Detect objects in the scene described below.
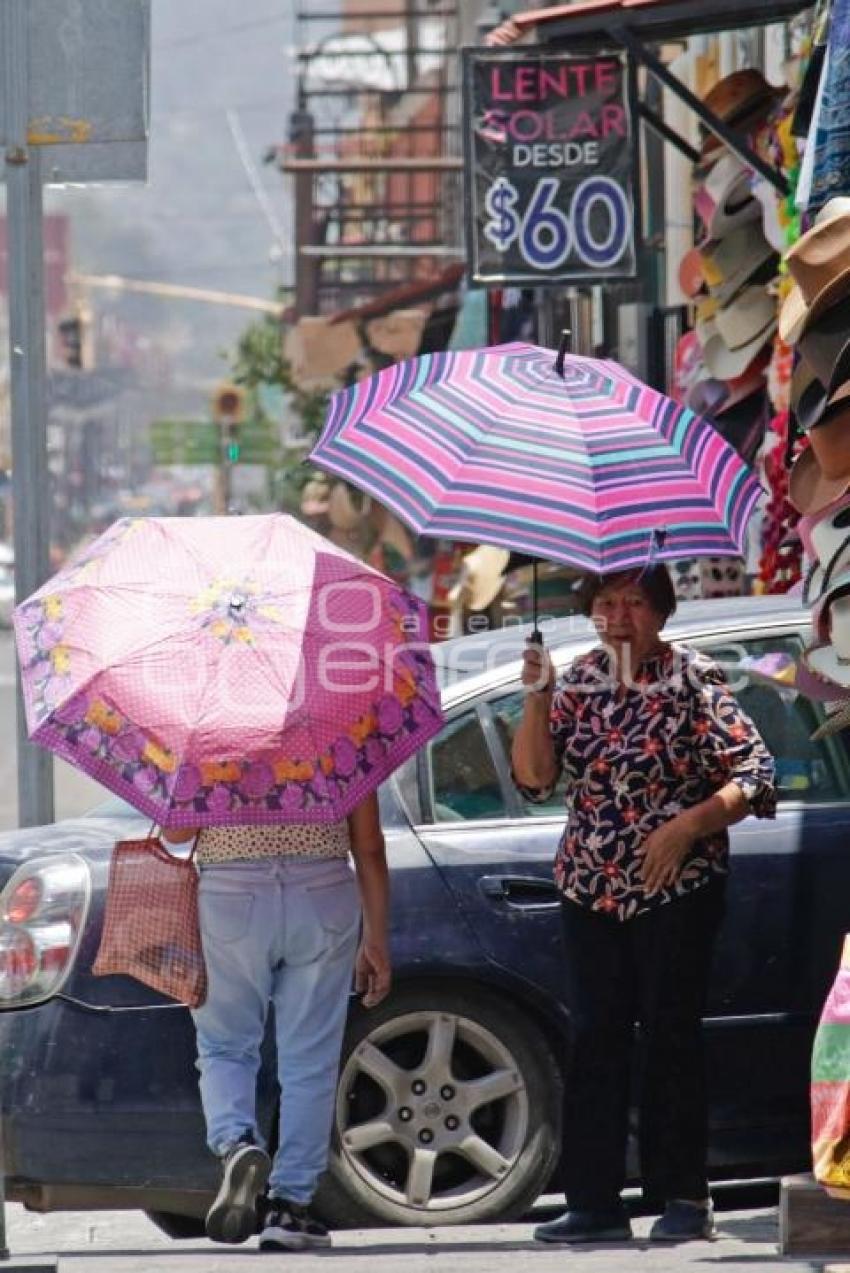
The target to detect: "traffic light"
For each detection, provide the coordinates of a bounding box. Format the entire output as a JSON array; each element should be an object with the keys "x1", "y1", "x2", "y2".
[
  {"x1": 58, "y1": 315, "x2": 83, "y2": 368},
  {"x1": 212, "y1": 383, "x2": 246, "y2": 467},
  {"x1": 225, "y1": 422, "x2": 240, "y2": 463}
]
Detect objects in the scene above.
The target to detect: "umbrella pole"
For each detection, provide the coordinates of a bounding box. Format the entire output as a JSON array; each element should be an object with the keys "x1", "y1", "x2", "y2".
[
  {"x1": 554, "y1": 328, "x2": 571, "y2": 378},
  {"x1": 530, "y1": 560, "x2": 542, "y2": 646}
]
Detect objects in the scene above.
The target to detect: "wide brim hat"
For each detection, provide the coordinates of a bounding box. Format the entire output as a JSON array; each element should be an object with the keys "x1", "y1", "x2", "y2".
[
  {"x1": 700, "y1": 223, "x2": 777, "y2": 307},
  {"x1": 328, "y1": 480, "x2": 366, "y2": 532},
  {"x1": 709, "y1": 387, "x2": 767, "y2": 464},
  {"x1": 694, "y1": 154, "x2": 761, "y2": 241},
  {"x1": 800, "y1": 490, "x2": 850, "y2": 605},
  {"x1": 715, "y1": 346, "x2": 771, "y2": 414},
  {"x1": 447, "y1": 545, "x2": 509, "y2": 611},
  {"x1": 699, "y1": 69, "x2": 784, "y2": 159},
  {"x1": 678, "y1": 247, "x2": 706, "y2": 300},
  {"x1": 793, "y1": 294, "x2": 850, "y2": 429},
  {"x1": 779, "y1": 199, "x2": 850, "y2": 344},
  {"x1": 808, "y1": 384, "x2": 850, "y2": 483},
  {"x1": 701, "y1": 307, "x2": 776, "y2": 381},
  {"x1": 788, "y1": 445, "x2": 850, "y2": 516},
  {"x1": 802, "y1": 642, "x2": 850, "y2": 691},
  {"x1": 687, "y1": 376, "x2": 729, "y2": 417}
]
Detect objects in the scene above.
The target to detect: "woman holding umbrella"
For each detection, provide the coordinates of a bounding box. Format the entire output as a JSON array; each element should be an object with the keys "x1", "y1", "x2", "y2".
[
  {"x1": 512, "y1": 564, "x2": 776, "y2": 1245},
  {"x1": 163, "y1": 792, "x2": 390, "y2": 1253}
]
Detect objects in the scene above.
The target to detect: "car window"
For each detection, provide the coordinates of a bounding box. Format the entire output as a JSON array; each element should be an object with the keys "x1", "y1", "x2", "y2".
[
  {"x1": 488, "y1": 632, "x2": 850, "y2": 816},
  {"x1": 706, "y1": 634, "x2": 850, "y2": 803},
  {"x1": 426, "y1": 709, "x2": 507, "y2": 823},
  {"x1": 489, "y1": 689, "x2": 567, "y2": 816}
]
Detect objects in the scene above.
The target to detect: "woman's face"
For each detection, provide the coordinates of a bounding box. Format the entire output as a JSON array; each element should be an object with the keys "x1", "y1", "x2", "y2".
[{"x1": 590, "y1": 579, "x2": 665, "y2": 656}]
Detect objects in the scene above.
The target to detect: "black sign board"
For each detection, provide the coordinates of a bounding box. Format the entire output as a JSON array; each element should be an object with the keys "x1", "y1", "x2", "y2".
[{"x1": 462, "y1": 47, "x2": 639, "y2": 286}]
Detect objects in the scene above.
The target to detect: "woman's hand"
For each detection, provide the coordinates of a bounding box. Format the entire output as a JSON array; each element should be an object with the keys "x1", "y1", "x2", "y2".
[
  {"x1": 355, "y1": 939, "x2": 391, "y2": 1008},
  {"x1": 521, "y1": 642, "x2": 555, "y2": 695},
  {"x1": 639, "y1": 814, "x2": 696, "y2": 895}
]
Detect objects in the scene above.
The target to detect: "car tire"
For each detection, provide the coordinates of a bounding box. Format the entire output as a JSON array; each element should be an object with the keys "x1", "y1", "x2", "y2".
[
  {"x1": 315, "y1": 984, "x2": 562, "y2": 1228},
  {"x1": 144, "y1": 1210, "x2": 206, "y2": 1240}
]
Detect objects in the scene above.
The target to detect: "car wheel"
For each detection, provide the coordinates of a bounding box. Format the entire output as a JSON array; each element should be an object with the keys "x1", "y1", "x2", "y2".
[
  {"x1": 315, "y1": 985, "x2": 561, "y2": 1227},
  {"x1": 144, "y1": 1211, "x2": 206, "y2": 1240}
]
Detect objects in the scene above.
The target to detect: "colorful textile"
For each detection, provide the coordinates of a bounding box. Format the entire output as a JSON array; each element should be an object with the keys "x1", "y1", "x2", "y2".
[
  {"x1": 313, "y1": 343, "x2": 762, "y2": 575},
  {"x1": 810, "y1": 0, "x2": 850, "y2": 212},
  {"x1": 13, "y1": 514, "x2": 444, "y2": 827},
  {"x1": 516, "y1": 644, "x2": 776, "y2": 921},
  {"x1": 812, "y1": 935, "x2": 850, "y2": 1192}
]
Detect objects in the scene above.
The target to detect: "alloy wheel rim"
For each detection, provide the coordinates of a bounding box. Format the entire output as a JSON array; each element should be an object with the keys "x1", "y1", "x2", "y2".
[{"x1": 336, "y1": 1009, "x2": 529, "y2": 1212}]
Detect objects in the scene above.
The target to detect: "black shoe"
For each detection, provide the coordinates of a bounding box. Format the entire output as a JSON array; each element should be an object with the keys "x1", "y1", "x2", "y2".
[
  {"x1": 649, "y1": 1199, "x2": 716, "y2": 1243},
  {"x1": 205, "y1": 1134, "x2": 271, "y2": 1245},
  {"x1": 534, "y1": 1207, "x2": 633, "y2": 1244},
  {"x1": 259, "y1": 1197, "x2": 331, "y2": 1252}
]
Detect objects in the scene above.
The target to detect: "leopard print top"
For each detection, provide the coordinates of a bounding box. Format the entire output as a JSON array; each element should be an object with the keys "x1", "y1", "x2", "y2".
[{"x1": 196, "y1": 821, "x2": 350, "y2": 865}]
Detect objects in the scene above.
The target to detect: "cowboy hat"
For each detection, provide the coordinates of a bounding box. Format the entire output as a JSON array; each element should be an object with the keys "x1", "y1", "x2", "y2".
[
  {"x1": 793, "y1": 293, "x2": 850, "y2": 429},
  {"x1": 715, "y1": 346, "x2": 771, "y2": 414},
  {"x1": 779, "y1": 198, "x2": 850, "y2": 344},
  {"x1": 702, "y1": 287, "x2": 777, "y2": 380},
  {"x1": 447, "y1": 545, "x2": 509, "y2": 612},
  {"x1": 710, "y1": 387, "x2": 767, "y2": 464},
  {"x1": 699, "y1": 69, "x2": 784, "y2": 159},
  {"x1": 700, "y1": 223, "x2": 777, "y2": 306},
  {"x1": 802, "y1": 641, "x2": 850, "y2": 691},
  {"x1": 810, "y1": 697, "x2": 850, "y2": 740},
  {"x1": 799, "y1": 490, "x2": 850, "y2": 604},
  {"x1": 328, "y1": 481, "x2": 366, "y2": 532},
  {"x1": 788, "y1": 445, "x2": 850, "y2": 516},
  {"x1": 808, "y1": 383, "x2": 850, "y2": 482},
  {"x1": 694, "y1": 154, "x2": 761, "y2": 241},
  {"x1": 687, "y1": 376, "x2": 729, "y2": 417}
]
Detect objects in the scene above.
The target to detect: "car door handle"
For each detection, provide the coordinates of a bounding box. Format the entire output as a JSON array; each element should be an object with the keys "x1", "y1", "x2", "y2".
[{"x1": 478, "y1": 875, "x2": 561, "y2": 907}]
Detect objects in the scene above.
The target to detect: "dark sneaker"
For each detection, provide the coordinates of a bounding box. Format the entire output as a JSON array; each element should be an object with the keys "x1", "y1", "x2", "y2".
[
  {"x1": 534, "y1": 1207, "x2": 632, "y2": 1244},
  {"x1": 649, "y1": 1199, "x2": 716, "y2": 1243},
  {"x1": 259, "y1": 1198, "x2": 331, "y2": 1251},
  {"x1": 205, "y1": 1135, "x2": 271, "y2": 1245}
]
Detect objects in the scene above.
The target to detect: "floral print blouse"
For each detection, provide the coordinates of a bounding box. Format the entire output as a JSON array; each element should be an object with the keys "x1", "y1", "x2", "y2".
[{"x1": 516, "y1": 643, "x2": 777, "y2": 921}]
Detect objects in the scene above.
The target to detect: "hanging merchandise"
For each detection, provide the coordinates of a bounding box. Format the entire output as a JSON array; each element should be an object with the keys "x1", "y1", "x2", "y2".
[{"x1": 808, "y1": 0, "x2": 850, "y2": 213}]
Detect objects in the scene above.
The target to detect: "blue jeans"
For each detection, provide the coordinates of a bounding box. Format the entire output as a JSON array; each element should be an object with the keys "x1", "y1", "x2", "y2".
[{"x1": 191, "y1": 856, "x2": 360, "y2": 1203}]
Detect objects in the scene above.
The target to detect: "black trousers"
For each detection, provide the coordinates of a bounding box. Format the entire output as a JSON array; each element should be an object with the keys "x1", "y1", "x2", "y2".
[{"x1": 558, "y1": 881, "x2": 725, "y2": 1210}]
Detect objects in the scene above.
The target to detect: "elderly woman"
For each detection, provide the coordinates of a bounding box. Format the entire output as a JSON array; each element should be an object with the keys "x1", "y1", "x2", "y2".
[{"x1": 512, "y1": 564, "x2": 775, "y2": 1245}]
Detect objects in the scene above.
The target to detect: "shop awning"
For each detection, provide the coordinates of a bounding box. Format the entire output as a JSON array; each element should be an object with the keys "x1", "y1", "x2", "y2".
[{"x1": 488, "y1": 0, "x2": 813, "y2": 47}]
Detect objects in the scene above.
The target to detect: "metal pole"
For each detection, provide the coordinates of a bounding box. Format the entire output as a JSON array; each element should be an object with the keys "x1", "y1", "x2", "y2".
[{"x1": 2, "y1": 0, "x2": 55, "y2": 830}]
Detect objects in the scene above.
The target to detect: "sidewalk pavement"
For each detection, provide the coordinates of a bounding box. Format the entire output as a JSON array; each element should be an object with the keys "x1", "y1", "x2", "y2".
[{"x1": 3, "y1": 1203, "x2": 826, "y2": 1272}]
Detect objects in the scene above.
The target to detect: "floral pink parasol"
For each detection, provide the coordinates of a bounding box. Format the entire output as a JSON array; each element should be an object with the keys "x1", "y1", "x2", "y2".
[{"x1": 13, "y1": 514, "x2": 444, "y2": 827}]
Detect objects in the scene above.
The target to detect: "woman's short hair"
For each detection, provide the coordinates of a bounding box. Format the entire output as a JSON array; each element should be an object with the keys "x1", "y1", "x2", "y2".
[{"x1": 577, "y1": 564, "x2": 677, "y2": 623}]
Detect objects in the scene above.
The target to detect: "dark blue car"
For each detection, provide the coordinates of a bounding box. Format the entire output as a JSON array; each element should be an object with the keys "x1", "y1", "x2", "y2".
[{"x1": 0, "y1": 596, "x2": 845, "y2": 1234}]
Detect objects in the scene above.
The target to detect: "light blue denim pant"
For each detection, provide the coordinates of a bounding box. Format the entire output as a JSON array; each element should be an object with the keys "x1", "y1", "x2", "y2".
[{"x1": 191, "y1": 856, "x2": 360, "y2": 1204}]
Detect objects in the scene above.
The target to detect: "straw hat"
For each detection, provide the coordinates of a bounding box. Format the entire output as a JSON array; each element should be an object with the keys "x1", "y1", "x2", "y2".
[
  {"x1": 788, "y1": 446, "x2": 850, "y2": 516},
  {"x1": 694, "y1": 154, "x2": 760, "y2": 241},
  {"x1": 447, "y1": 545, "x2": 509, "y2": 612},
  {"x1": 699, "y1": 223, "x2": 777, "y2": 306},
  {"x1": 328, "y1": 481, "x2": 366, "y2": 532},
  {"x1": 779, "y1": 198, "x2": 850, "y2": 344},
  {"x1": 701, "y1": 287, "x2": 777, "y2": 381},
  {"x1": 699, "y1": 69, "x2": 783, "y2": 159}
]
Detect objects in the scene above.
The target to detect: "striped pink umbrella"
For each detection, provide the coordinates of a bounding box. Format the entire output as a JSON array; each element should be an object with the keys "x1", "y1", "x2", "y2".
[
  {"x1": 312, "y1": 342, "x2": 762, "y2": 575},
  {"x1": 13, "y1": 514, "x2": 443, "y2": 827}
]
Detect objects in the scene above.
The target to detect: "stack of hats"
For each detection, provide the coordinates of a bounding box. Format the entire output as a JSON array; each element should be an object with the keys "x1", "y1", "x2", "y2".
[
  {"x1": 782, "y1": 198, "x2": 850, "y2": 731},
  {"x1": 678, "y1": 71, "x2": 786, "y2": 464}
]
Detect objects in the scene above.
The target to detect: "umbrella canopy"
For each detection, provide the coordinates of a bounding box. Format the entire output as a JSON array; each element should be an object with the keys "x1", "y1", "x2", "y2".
[
  {"x1": 311, "y1": 342, "x2": 762, "y2": 574},
  {"x1": 13, "y1": 515, "x2": 443, "y2": 828}
]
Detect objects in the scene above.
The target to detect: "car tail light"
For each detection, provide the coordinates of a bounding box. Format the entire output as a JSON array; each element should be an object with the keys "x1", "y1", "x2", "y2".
[{"x1": 0, "y1": 855, "x2": 90, "y2": 1007}]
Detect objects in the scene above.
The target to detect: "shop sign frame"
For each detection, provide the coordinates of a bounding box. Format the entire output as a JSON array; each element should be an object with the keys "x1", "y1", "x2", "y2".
[{"x1": 462, "y1": 45, "x2": 641, "y2": 287}]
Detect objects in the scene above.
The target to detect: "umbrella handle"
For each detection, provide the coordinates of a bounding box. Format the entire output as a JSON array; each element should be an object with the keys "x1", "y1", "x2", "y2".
[{"x1": 529, "y1": 560, "x2": 543, "y2": 645}]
